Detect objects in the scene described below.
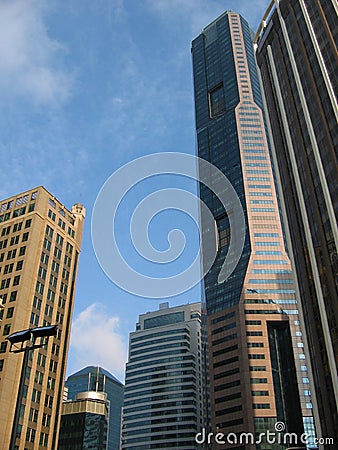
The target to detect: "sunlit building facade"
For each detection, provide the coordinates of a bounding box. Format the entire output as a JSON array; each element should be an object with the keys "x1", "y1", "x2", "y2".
[
  {"x1": 0, "y1": 186, "x2": 85, "y2": 449},
  {"x1": 192, "y1": 11, "x2": 314, "y2": 449}
]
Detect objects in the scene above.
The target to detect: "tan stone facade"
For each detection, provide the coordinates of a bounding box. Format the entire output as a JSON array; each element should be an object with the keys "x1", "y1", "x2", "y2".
[{"x1": 0, "y1": 186, "x2": 85, "y2": 449}]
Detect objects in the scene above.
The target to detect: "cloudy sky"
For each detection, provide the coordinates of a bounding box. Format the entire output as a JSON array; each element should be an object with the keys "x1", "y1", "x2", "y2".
[{"x1": 1, "y1": 0, "x2": 269, "y2": 382}]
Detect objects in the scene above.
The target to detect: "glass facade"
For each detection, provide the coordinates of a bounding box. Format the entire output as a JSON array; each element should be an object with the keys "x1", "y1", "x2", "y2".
[
  {"x1": 192, "y1": 8, "x2": 313, "y2": 446},
  {"x1": 65, "y1": 366, "x2": 124, "y2": 450}
]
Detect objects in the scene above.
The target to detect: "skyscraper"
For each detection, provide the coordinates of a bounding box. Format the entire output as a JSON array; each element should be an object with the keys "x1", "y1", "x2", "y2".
[
  {"x1": 254, "y1": 0, "x2": 337, "y2": 444},
  {"x1": 121, "y1": 302, "x2": 205, "y2": 450},
  {"x1": 65, "y1": 366, "x2": 124, "y2": 450},
  {"x1": 58, "y1": 391, "x2": 109, "y2": 450},
  {"x1": 192, "y1": 10, "x2": 315, "y2": 448},
  {"x1": 0, "y1": 186, "x2": 85, "y2": 449}
]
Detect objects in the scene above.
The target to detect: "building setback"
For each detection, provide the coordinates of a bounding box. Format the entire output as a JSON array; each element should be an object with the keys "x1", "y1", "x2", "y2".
[
  {"x1": 192, "y1": 10, "x2": 315, "y2": 449},
  {"x1": 254, "y1": 0, "x2": 337, "y2": 445},
  {"x1": 65, "y1": 366, "x2": 124, "y2": 450},
  {"x1": 121, "y1": 302, "x2": 205, "y2": 450},
  {"x1": 58, "y1": 391, "x2": 109, "y2": 450},
  {"x1": 0, "y1": 186, "x2": 85, "y2": 449}
]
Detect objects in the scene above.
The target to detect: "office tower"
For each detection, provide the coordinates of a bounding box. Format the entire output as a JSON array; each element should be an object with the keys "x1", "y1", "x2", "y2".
[
  {"x1": 254, "y1": 0, "x2": 337, "y2": 444},
  {"x1": 192, "y1": 10, "x2": 315, "y2": 448},
  {"x1": 121, "y1": 302, "x2": 205, "y2": 450},
  {"x1": 66, "y1": 365, "x2": 124, "y2": 450},
  {"x1": 0, "y1": 186, "x2": 85, "y2": 449},
  {"x1": 58, "y1": 391, "x2": 109, "y2": 449}
]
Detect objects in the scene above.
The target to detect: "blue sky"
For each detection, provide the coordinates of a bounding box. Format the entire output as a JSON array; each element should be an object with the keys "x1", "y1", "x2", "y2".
[{"x1": 0, "y1": 0, "x2": 269, "y2": 382}]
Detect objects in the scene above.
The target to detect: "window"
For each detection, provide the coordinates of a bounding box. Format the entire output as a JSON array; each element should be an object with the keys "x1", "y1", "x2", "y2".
[
  {"x1": 35, "y1": 370, "x2": 43, "y2": 384},
  {"x1": 209, "y1": 84, "x2": 225, "y2": 117},
  {"x1": 56, "y1": 234, "x2": 63, "y2": 246},
  {"x1": 10, "y1": 291, "x2": 17, "y2": 302},
  {"x1": 19, "y1": 246, "x2": 26, "y2": 256},
  {"x1": 41, "y1": 252, "x2": 49, "y2": 264},
  {"x1": 16, "y1": 261, "x2": 23, "y2": 271},
  {"x1": 32, "y1": 388, "x2": 41, "y2": 403},
  {"x1": 0, "y1": 359, "x2": 4, "y2": 371},
  {"x1": 39, "y1": 432, "x2": 48, "y2": 447},
  {"x1": 29, "y1": 407, "x2": 38, "y2": 422},
  {"x1": 3, "y1": 324, "x2": 11, "y2": 336},
  {"x1": 44, "y1": 394, "x2": 53, "y2": 408},
  {"x1": 33, "y1": 296, "x2": 42, "y2": 310},
  {"x1": 48, "y1": 210, "x2": 56, "y2": 221},
  {"x1": 0, "y1": 341, "x2": 8, "y2": 353},
  {"x1": 42, "y1": 413, "x2": 50, "y2": 427},
  {"x1": 7, "y1": 249, "x2": 16, "y2": 260},
  {"x1": 30, "y1": 312, "x2": 39, "y2": 326},
  {"x1": 0, "y1": 239, "x2": 8, "y2": 249},
  {"x1": 22, "y1": 232, "x2": 29, "y2": 242},
  {"x1": 10, "y1": 235, "x2": 19, "y2": 246},
  {"x1": 6, "y1": 307, "x2": 14, "y2": 318},
  {"x1": 4, "y1": 263, "x2": 14, "y2": 274},
  {"x1": 0, "y1": 278, "x2": 10, "y2": 289},
  {"x1": 45, "y1": 225, "x2": 53, "y2": 238},
  {"x1": 13, "y1": 222, "x2": 22, "y2": 232},
  {"x1": 25, "y1": 219, "x2": 32, "y2": 228},
  {"x1": 248, "y1": 354, "x2": 265, "y2": 359},
  {"x1": 251, "y1": 378, "x2": 267, "y2": 383},
  {"x1": 43, "y1": 239, "x2": 51, "y2": 251},
  {"x1": 47, "y1": 376, "x2": 55, "y2": 390}
]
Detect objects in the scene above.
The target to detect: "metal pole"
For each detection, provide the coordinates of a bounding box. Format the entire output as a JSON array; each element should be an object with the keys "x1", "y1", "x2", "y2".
[{"x1": 9, "y1": 347, "x2": 30, "y2": 450}]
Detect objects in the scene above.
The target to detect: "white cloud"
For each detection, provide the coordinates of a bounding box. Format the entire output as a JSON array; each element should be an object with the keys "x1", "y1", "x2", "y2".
[
  {"x1": 0, "y1": 0, "x2": 73, "y2": 106},
  {"x1": 68, "y1": 303, "x2": 128, "y2": 382}
]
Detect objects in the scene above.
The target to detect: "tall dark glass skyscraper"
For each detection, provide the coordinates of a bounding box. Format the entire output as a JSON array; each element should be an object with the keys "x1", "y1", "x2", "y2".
[
  {"x1": 254, "y1": 0, "x2": 337, "y2": 445},
  {"x1": 192, "y1": 10, "x2": 315, "y2": 448},
  {"x1": 65, "y1": 366, "x2": 124, "y2": 450}
]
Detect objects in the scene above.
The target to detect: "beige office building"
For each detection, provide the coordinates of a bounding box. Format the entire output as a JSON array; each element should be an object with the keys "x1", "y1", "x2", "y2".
[{"x1": 0, "y1": 186, "x2": 85, "y2": 449}]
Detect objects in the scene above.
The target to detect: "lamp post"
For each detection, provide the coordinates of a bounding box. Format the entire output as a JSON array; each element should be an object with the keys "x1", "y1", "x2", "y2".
[{"x1": 7, "y1": 325, "x2": 57, "y2": 450}]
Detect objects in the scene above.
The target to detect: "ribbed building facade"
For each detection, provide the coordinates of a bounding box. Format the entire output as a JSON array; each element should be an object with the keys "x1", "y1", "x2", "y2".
[
  {"x1": 121, "y1": 302, "x2": 205, "y2": 449},
  {"x1": 254, "y1": 0, "x2": 337, "y2": 445},
  {"x1": 0, "y1": 186, "x2": 85, "y2": 449},
  {"x1": 192, "y1": 11, "x2": 315, "y2": 449}
]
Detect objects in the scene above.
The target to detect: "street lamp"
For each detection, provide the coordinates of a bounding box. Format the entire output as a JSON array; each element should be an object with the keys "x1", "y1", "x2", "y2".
[{"x1": 7, "y1": 324, "x2": 57, "y2": 450}]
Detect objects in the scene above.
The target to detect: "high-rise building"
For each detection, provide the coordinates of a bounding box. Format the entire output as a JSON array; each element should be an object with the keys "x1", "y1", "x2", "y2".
[
  {"x1": 254, "y1": 1, "x2": 337, "y2": 444},
  {"x1": 0, "y1": 186, "x2": 85, "y2": 449},
  {"x1": 192, "y1": 11, "x2": 315, "y2": 448},
  {"x1": 121, "y1": 302, "x2": 205, "y2": 450},
  {"x1": 65, "y1": 366, "x2": 124, "y2": 450},
  {"x1": 58, "y1": 391, "x2": 109, "y2": 450}
]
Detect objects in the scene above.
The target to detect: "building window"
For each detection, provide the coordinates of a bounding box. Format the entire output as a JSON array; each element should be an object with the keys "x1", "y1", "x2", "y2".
[
  {"x1": 6, "y1": 307, "x2": 14, "y2": 319},
  {"x1": 209, "y1": 83, "x2": 226, "y2": 117},
  {"x1": 3, "y1": 324, "x2": 11, "y2": 336},
  {"x1": 0, "y1": 341, "x2": 8, "y2": 353}
]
